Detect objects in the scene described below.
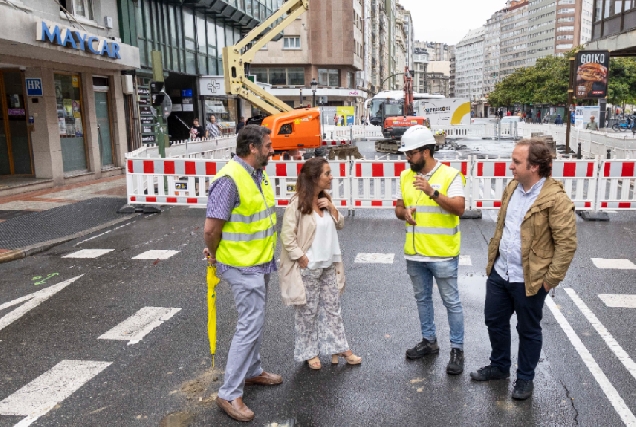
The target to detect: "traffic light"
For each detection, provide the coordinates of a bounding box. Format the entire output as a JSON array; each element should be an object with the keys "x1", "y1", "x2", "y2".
[{"x1": 150, "y1": 81, "x2": 165, "y2": 106}]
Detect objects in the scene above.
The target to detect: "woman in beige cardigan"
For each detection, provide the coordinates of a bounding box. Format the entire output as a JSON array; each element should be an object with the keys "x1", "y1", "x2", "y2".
[{"x1": 279, "y1": 157, "x2": 361, "y2": 370}]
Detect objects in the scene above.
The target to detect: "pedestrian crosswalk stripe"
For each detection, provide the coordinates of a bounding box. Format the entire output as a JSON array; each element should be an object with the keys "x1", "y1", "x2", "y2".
[
  {"x1": 62, "y1": 249, "x2": 115, "y2": 259},
  {"x1": 459, "y1": 256, "x2": 472, "y2": 266},
  {"x1": 132, "y1": 250, "x2": 180, "y2": 260},
  {"x1": 598, "y1": 294, "x2": 636, "y2": 308},
  {"x1": 354, "y1": 253, "x2": 395, "y2": 264},
  {"x1": 591, "y1": 258, "x2": 636, "y2": 269},
  {"x1": 0, "y1": 360, "x2": 111, "y2": 427},
  {"x1": 545, "y1": 297, "x2": 636, "y2": 425},
  {"x1": 98, "y1": 306, "x2": 181, "y2": 345}
]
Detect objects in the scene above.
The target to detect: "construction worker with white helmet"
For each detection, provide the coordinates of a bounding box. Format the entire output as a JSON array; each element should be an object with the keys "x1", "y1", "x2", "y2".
[{"x1": 394, "y1": 125, "x2": 467, "y2": 375}]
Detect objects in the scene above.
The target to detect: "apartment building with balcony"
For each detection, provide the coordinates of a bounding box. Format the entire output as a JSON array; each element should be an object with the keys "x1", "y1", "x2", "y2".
[
  {"x1": 449, "y1": 46, "x2": 456, "y2": 98},
  {"x1": 412, "y1": 48, "x2": 429, "y2": 93},
  {"x1": 500, "y1": 0, "x2": 529, "y2": 77},
  {"x1": 484, "y1": 10, "x2": 505, "y2": 94}
]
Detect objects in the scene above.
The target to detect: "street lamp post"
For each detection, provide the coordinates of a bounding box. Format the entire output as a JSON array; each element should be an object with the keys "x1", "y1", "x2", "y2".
[{"x1": 311, "y1": 77, "x2": 318, "y2": 107}]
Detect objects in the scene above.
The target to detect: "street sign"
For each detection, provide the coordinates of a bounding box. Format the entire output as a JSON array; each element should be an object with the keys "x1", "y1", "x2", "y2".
[{"x1": 25, "y1": 78, "x2": 43, "y2": 96}]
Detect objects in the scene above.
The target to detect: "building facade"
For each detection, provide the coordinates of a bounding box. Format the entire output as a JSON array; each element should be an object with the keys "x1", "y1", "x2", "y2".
[
  {"x1": 427, "y1": 61, "x2": 451, "y2": 97},
  {"x1": 118, "y1": 0, "x2": 272, "y2": 143},
  {"x1": 0, "y1": 0, "x2": 139, "y2": 186},
  {"x1": 455, "y1": 27, "x2": 485, "y2": 106},
  {"x1": 484, "y1": 10, "x2": 504, "y2": 94},
  {"x1": 449, "y1": 45, "x2": 456, "y2": 98},
  {"x1": 412, "y1": 48, "x2": 429, "y2": 94},
  {"x1": 500, "y1": 1, "x2": 529, "y2": 78},
  {"x1": 251, "y1": 0, "x2": 367, "y2": 122},
  {"x1": 587, "y1": 0, "x2": 636, "y2": 55}
]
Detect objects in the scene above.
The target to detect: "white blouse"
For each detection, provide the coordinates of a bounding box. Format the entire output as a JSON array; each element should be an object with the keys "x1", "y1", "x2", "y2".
[{"x1": 305, "y1": 210, "x2": 342, "y2": 269}]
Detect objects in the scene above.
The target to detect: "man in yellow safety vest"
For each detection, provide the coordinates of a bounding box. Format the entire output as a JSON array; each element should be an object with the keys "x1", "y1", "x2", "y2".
[
  {"x1": 204, "y1": 125, "x2": 281, "y2": 422},
  {"x1": 394, "y1": 125, "x2": 467, "y2": 375}
]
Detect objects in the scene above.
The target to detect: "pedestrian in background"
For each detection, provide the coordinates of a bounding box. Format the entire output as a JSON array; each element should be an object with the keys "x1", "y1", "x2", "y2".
[
  {"x1": 470, "y1": 139, "x2": 577, "y2": 400},
  {"x1": 236, "y1": 116, "x2": 245, "y2": 134},
  {"x1": 394, "y1": 126, "x2": 467, "y2": 375},
  {"x1": 206, "y1": 114, "x2": 222, "y2": 138},
  {"x1": 279, "y1": 158, "x2": 361, "y2": 370},
  {"x1": 190, "y1": 118, "x2": 205, "y2": 140},
  {"x1": 204, "y1": 125, "x2": 281, "y2": 422},
  {"x1": 333, "y1": 113, "x2": 339, "y2": 126}
]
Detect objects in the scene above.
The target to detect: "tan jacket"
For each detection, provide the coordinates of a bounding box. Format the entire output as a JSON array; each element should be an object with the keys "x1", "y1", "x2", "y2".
[
  {"x1": 278, "y1": 196, "x2": 345, "y2": 305},
  {"x1": 486, "y1": 178, "x2": 578, "y2": 296}
]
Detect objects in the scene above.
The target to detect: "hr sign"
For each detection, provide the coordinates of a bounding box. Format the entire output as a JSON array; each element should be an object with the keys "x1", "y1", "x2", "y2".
[
  {"x1": 25, "y1": 78, "x2": 43, "y2": 96},
  {"x1": 36, "y1": 20, "x2": 121, "y2": 59}
]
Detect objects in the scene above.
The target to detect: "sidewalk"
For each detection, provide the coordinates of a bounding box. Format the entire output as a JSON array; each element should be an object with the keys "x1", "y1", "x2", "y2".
[{"x1": 0, "y1": 175, "x2": 136, "y2": 263}]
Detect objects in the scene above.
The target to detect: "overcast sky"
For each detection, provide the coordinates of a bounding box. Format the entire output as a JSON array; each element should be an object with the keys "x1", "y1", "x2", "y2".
[{"x1": 397, "y1": 0, "x2": 508, "y2": 45}]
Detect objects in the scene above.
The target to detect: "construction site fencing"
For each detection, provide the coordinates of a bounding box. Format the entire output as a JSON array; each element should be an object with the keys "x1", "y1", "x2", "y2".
[{"x1": 125, "y1": 154, "x2": 635, "y2": 217}]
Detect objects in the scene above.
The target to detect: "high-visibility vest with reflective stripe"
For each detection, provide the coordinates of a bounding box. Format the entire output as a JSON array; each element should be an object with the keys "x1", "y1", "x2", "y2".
[
  {"x1": 400, "y1": 164, "x2": 465, "y2": 257},
  {"x1": 214, "y1": 160, "x2": 277, "y2": 267}
]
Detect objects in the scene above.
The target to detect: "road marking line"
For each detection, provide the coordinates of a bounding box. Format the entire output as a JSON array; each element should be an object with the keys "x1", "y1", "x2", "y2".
[
  {"x1": 591, "y1": 258, "x2": 636, "y2": 269},
  {"x1": 0, "y1": 276, "x2": 83, "y2": 333},
  {"x1": 0, "y1": 360, "x2": 111, "y2": 427},
  {"x1": 459, "y1": 255, "x2": 472, "y2": 266},
  {"x1": 62, "y1": 249, "x2": 114, "y2": 259},
  {"x1": 354, "y1": 253, "x2": 395, "y2": 264},
  {"x1": 75, "y1": 221, "x2": 135, "y2": 246},
  {"x1": 132, "y1": 250, "x2": 180, "y2": 260},
  {"x1": 98, "y1": 307, "x2": 181, "y2": 345},
  {"x1": 545, "y1": 298, "x2": 636, "y2": 426},
  {"x1": 565, "y1": 289, "x2": 636, "y2": 381},
  {"x1": 598, "y1": 294, "x2": 636, "y2": 308}
]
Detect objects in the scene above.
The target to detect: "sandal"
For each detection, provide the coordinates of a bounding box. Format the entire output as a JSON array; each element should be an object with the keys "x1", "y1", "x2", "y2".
[
  {"x1": 332, "y1": 350, "x2": 362, "y2": 365},
  {"x1": 307, "y1": 356, "x2": 321, "y2": 370}
]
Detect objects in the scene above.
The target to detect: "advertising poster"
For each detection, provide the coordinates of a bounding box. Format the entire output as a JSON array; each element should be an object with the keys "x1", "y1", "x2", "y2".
[
  {"x1": 336, "y1": 106, "x2": 355, "y2": 126},
  {"x1": 575, "y1": 51, "x2": 610, "y2": 99},
  {"x1": 574, "y1": 106, "x2": 600, "y2": 129}
]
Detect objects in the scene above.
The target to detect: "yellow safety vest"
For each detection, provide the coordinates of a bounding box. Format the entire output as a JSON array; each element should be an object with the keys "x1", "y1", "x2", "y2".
[
  {"x1": 214, "y1": 160, "x2": 277, "y2": 267},
  {"x1": 400, "y1": 164, "x2": 465, "y2": 257}
]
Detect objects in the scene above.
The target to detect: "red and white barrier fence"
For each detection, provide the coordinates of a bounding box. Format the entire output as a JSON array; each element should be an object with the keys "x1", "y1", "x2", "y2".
[{"x1": 125, "y1": 155, "x2": 636, "y2": 218}]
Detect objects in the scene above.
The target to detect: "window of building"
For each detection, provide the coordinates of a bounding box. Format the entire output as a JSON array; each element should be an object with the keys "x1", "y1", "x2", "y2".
[
  {"x1": 318, "y1": 69, "x2": 339, "y2": 86},
  {"x1": 269, "y1": 68, "x2": 286, "y2": 85},
  {"x1": 250, "y1": 68, "x2": 305, "y2": 85},
  {"x1": 287, "y1": 68, "x2": 305, "y2": 85},
  {"x1": 283, "y1": 36, "x2": 301, "y2": 49},
  {"x1": 55, "y1": 73, "x2": 87, "y2": 173},
  {"x1": 72, "y1": 0, "x2": 94, "y2": 20}
]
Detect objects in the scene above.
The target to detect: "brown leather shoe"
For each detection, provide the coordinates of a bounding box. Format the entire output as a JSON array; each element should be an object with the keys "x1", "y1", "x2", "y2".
[
  {"x1": 244, "y1": 371, "x2": 283, "y2": 386},
  {"x1": 215, "y1": 396, "x2": 254, "y2": 422}
]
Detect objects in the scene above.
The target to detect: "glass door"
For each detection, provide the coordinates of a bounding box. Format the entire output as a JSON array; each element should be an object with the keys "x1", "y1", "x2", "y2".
[
  {"x1": 0, "y1": 71, "x2": 33, "y2": 176},
  {"x1": 94, "y1": 91, "x2": 114, "y2": 167}
]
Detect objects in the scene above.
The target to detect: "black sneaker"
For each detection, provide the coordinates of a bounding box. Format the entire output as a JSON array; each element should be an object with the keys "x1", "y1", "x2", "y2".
[
  {"x1": 446, "y1": 348, "x2": 464, "y2": 375},
  {"x1": 512, "y1": 379, "x2": 534, "y2": 400},
  {"x1": 469, "y1": 365, "x2": 510, "y2": 381},
  {"x1": 405, "y1": 338, "x2": 439, "y2": 359}
]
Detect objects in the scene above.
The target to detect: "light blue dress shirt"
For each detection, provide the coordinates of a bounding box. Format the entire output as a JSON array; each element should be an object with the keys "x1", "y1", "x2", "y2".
[{"x1": 494, "y1": 178, "x2": 546, "y2": 282}]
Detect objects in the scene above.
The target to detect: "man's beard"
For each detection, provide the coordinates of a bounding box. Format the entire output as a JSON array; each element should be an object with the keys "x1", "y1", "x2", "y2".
[
  {"x1": 256, "y1": 152, "x2": 269, "y2": 168},
  {"x1": 409, "y1": 159, "x2": 425, "y2": 173}
]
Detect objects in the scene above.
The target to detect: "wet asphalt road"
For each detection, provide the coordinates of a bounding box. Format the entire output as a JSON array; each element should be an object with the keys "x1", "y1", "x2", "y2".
[{"x1": 1, "y1": 141, "x2": 636, "y2": 426}]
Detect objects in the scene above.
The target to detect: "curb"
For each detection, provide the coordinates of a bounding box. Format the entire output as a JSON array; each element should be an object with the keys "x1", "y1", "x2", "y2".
[{"x1": 0, "y1": 214, "x2": 139, "y2": 264}]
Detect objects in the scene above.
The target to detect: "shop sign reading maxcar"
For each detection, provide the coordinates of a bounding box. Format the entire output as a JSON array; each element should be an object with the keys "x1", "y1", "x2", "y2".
[
  {"x1": 36, "y1": 20, "x2": 121, "y2": 59},
  {"x1": 575, "y1": 50, "x2": 609, "y2": 99}
]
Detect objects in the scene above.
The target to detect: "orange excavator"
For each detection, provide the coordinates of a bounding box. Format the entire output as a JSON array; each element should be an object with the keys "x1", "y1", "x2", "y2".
[
  {"x1": 222, "y1": 0, "x2": 360, "y2": 160},
  {"x1": 375, "y1": 67, "x2": 430, "y2": 154}
]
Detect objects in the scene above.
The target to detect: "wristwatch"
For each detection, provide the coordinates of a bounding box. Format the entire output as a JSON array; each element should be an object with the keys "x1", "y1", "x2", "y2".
[{"x1": 430, "y1": 190, "x2": 440, "y2": 200}]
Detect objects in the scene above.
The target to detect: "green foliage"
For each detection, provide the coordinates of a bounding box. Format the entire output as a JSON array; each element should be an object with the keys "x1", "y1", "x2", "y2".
[{"x1": 487, "y1": 48, "x2": 636, "y2": 108}]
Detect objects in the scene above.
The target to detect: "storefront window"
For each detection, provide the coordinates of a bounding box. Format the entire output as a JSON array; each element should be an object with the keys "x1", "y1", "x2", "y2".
[
  {"x1": 55, "y1": 73, "x2": 87, "y2": 173},
  {"x1": 204, "y1": 98, "x2": 237, "y2": 134}
]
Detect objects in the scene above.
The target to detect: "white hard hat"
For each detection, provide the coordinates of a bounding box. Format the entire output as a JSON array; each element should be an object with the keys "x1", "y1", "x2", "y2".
[{"x1": 397, "y1": 125, "x2": 436, "y2": 152}]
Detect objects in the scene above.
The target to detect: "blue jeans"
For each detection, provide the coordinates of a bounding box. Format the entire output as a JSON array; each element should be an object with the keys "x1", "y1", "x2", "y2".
[
  {"x1": 406, "y1": 257, "x2": 464, "y2": 350},
  {"x1": 485, "y1": 269, "x2": 548, "y2": 381}
]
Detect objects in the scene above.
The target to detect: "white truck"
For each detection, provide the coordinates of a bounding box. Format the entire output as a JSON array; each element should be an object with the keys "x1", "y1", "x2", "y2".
[{"x1": 414, "y1": 98, "x2": 471, "y2": 126}]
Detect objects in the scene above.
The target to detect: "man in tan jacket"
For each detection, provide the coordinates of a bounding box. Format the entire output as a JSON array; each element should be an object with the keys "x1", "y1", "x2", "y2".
[{"x1": 470, "y1": 139, "x2": 577, "y2": 400}]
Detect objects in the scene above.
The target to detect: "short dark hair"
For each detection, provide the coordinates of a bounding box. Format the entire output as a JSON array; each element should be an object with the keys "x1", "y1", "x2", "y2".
[
  {"x1": 517, "y1": 139, "x2": 552, "y2": 178},
  {"x1": 236, "y1": 125, "x2": 272, "y2": 157}
]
